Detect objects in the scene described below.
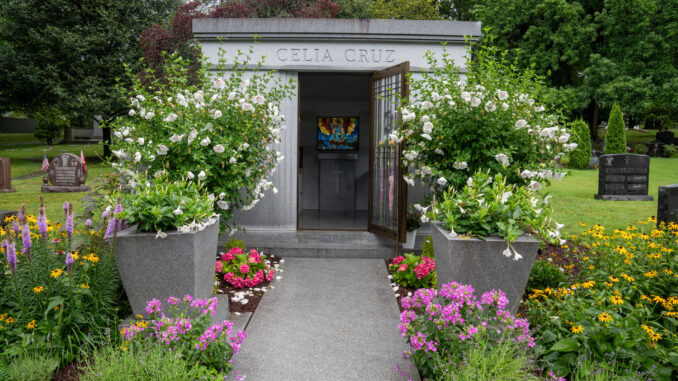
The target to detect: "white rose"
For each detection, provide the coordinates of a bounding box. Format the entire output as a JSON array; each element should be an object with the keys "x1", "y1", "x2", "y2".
[
  {"x1": 228, "y1": 91, "x2": 237, "y2": 100},
  {"x1": 113, "y1": 131, "x2": 122, "y2": 139},
  {"x1": 148, "y1": 154, "x2": 155, "y2": 161},
  {"x1": 229, "y1": 157, "x2": 237, "y2": 164},
  {"x1": 496, "y1": 90, "x2": 508, "y2": 100},
  {"x1": 144, "y1": 111, "x2": 155, "y2": 120},
  {"x1": 529, "y1": 180, "x2": 542, "y2": 191},
  {"x1": 421, "y1": 116, "x2": 430, "y2": 123},
  {"x1": 133, "y1": 152, "x2": 141, "y2": 163},
  {"x1": 187, "y1": 171, "x2": 194, "y2": 179},
  {"x1": 163, "y1": 113, "x2": 178, "y2": 122},
  {"x1": 200, "y1": 137, "x2": 211, "y2": 146},
  {"x1": 213, "y1": 110, "x2": 222, "y2": 119},
  {"x1": 128, "y1": 109, "x2": 136, "y2": 116},
  {"x1": 422, "y1": 121, "x2": 433, "y2": 134},
  {"x1": 137, "y1": 137, "x2": 145, "y2": 145},
  {"x1": 515, "y1": 119, "x2": 527, "y2": 129},
  {"x1": 217, "y1": 200, "x2": 229, "y2": 210},
  {"x1": 454, "y1": 161, "x2": 468, "y2": 170},
  {"x1": 484, "y1": 101, "x2": 496, "y2": 112},
  {"x1": 502, "y1": 102, "x2": 510, "y2": 110},
  {"x1": 173, "y1": 206, "x2": 183, "y2": 215},
  {"x1": 213, "y1": 144, "x2": 225, "y2": 153},
  {"x1": 437, "y1": 177, "x2": 448, "y2": 186},
  {"x1": 470, "y1": 97, "x2": 481, "y2": 107},
  {"x1": 520, "y1": 170, "x2": 535, "y2": 178},
  {"x1": 214, "y1": 77, "x2": 226, "y2": 89},
  {"x1": 253, "y1": 95, "x2": 265, "y2": 105},
  {"x1": 434, "y1": 148, "x2": 444, "y2": 155},
  {"x1": 403, "y1": 176, "x2": 415, "y2": 186},
  {"x1": 420, "y1": 100, "x2": 433, "y2": 110},
  {"x1": 422, "y1": 166, "x2": 432, "y2": 175},
  {"x1": 421, "y1": 133, "x2": 432, "y2": 141},
  {"x1": 241, "y1": 102, "x2": 254, "y2": 112},
  {"x1": 156, "y1": 145, "x2": 168, "y2": 155},
  {"x1": 169, "y1": 134, "x2": 183, "y2": 143},
  {"x1": 198, "y1": 171, "x2": 206, "y2": 181}
]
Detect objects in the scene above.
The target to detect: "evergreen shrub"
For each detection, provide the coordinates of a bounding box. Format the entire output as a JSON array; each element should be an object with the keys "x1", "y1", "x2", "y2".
[
  {"x1": 604, "y1": 104, "x2": 627, "y2": 154},
  {"x1": 568, "y1": 119, "x2": 592, "y2": 169}
]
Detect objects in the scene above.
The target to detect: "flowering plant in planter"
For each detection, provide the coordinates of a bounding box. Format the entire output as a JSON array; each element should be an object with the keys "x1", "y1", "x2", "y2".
[
  {"x1": 399, "y1": 282, "x2": 535, "y2": 378},
  {"x1": 109, "y1": 50, "x2": 294, "y2": 231},
  {"x1": 117, "y1": 173, "x2": 214, "y2": 234},
  {"x1": 428, "y1": 171, "x2": 564, "y2": 257},
  {"x1": 218, "y1": 247, "x2": 275, "y2": 288},
  {"x1": 394, "y1": 44, "x2": 575, "y2": 198},
  {"x1": 122, "y1": 295, "x2": 245, "y2": 376},
  {"x1": 390, "y1": 253, "x2": 435, "y2": 289}
]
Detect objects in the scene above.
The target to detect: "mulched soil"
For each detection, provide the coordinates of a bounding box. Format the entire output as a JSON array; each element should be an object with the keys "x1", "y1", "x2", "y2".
[
  {"x1": 534, "y1": 238, "x2": 588, "y2": 281},
  {"x1": 385, "y1": 258, "x2": 419, "y2": 313},
  {"x1": 216, "y1": 253, "x2": 283, "y2": 314},
  {"x1": 51, "y1": 361, "x2": 85, "y2": 381}
]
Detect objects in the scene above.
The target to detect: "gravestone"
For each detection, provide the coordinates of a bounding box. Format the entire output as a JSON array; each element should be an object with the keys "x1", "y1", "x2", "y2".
[
  {"x1": 658, "y1": 185, "x2": 678, "y2": 225},
  {"x1": 594, "y1": 154, "x2": 653, "y2": 201},
  {"x1": 646, "y1": 141, "x2": 665, "y2": 157},
  {"x1": 318, "y1": 153, "x2": 357, "y2": 211},
  {"x1": 0, "y1": 157, "x2": 15, "y2": 193},
  {"x1": 41, "y1": 153, "x2": 90, "y2": 193}
]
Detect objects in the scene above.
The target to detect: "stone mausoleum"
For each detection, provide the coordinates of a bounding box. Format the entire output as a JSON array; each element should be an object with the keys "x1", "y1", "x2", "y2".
[{"x1": 193, "y1": 18, "x2": 481, "y2": 257}]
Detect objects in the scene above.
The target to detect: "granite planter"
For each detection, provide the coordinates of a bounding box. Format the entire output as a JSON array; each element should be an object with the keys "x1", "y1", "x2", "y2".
[
  {"x1": 116, "y1": 218, "x2": 219, "y2": 317},
  {"x1": 403, "y1": 229, "x2": 418, "y2": 250},
  {"x1": 431, "y1": 222, "x2": 539, "y2": 314}
]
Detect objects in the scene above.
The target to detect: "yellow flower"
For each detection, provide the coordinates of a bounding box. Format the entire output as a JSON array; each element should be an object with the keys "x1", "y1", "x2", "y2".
[
  {"x1": 582, "y1": 281, "x2": 595, "y2": 289},
  {"x1": 50, "y1": 268, "x2": 63, "y2": 278},
  {"x1": 665, "y1": 311, "x2": 678, "y2": 318},
  {"x1": 80, "y1": 283, "x2": 90, "y2": 289},
  {"x1": 608, "y1": 276, "x2": 619, "y2": 283},
  {"x1": 71, "y1": 252, "x2": 79, "y2": 261},
  {"x1": 582, "y1": 256, "x2": 589, "y2": 261},
  {"x1": 0, "y1": 313, "x2": 7, "y2": 321},
  {"x1": 651, "y1": 332, "x2": 662, "y2": 341},
  {"x1": 571, "y1": 325, "x2": 584, "y2": 334},
  {"x1": 25, "y1": 320, "x2": 37, "y2": 329},
  {"x1": 33, "y1": 286, "x2": 44, "y2": 293},
  {"x1": 610, "y1": 295, "x2": 624, "y2": 305},
  {"x1": 589, "y1": 265, "x2": 595, "y2": 270},
  {"x1": 5, "y1": 317, "x2": 15, "y2": 324},
  {"x1": 85, "y1": 253, "x2": 99, "y2": 263},
  {"x1": 579, "y1": 222, "x2": 587, "y2": 227},
  {"x1": 663, "y1": 268, "x2": 673, "y2": 275},
  {"x1": 621, "y1": 274, "x2": 634, "y2": 282},
  {"x1": 644, "y1": 270, "x2": 658, "y2": 278},
  {"x1": 598, "y1": 312, "x2": 612, "y2": 323}
]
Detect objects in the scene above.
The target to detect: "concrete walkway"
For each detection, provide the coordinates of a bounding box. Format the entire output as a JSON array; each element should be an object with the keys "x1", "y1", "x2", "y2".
[{"x1": 233, "y1": 258, "x2": 420, "y2": 381}]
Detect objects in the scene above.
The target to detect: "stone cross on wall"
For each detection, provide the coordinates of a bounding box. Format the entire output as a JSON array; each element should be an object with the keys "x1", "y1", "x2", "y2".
[{"x1": 41, "y1": 153, "x2": 91, "y2": 193}]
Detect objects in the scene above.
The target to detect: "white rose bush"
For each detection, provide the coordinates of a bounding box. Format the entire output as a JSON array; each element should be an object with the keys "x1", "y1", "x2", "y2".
[
  {"x1": 395, "y1": 46, "x2": 576, "y2": 196},
  {"x1": 109, "y1": 52, "x2": 294, "y2": 232},
  {"x1": 397, "y1": 46, "x2": 574, "y2": 250}
]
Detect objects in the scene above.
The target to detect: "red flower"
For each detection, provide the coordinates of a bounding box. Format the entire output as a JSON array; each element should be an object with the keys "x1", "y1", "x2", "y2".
[
  {"x1": 398, "y1": 263, "x2": 408, "y2": 272},
  {"x1": 239, "y1": 263, "x2": 250, "y2": 274},
  {"x1": 393, "y1": 256, "x2": 405, "y2": 265}
]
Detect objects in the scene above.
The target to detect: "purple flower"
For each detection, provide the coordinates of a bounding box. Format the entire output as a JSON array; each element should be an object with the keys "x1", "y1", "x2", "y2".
[
  {"x1": 63, "y1": 201, "x2": 68, "y2": 216},
  {"x1": 21, "y1": 220, "x2": 31, "y2": 256},
  {"x1": 104, "y1": 216, "x2": 116, "y2": 243},
  {"x1": 65, "y1": 202, "x2": 74, "y2": 244},
  {"x1": 145, "y1": 298, "x2": 163, "y2": 315},
  {"x1": 37, "y1": 210, "x2": 48, "y2": 238},
  {"x1": 65, "y1": 252, "x2": 74, "y2": 272},
  {"x1": 85, "y1": 218, "x2": 92, "y2": 229},
  {"x1": 4, "y1": 238, "x2": 16, "y2": 274},
  {"x1": 16, "y1": 209, "x2": 23, "y2": 226},
  {"x1": 102, "y1": 210, "x2": 108, "y2": 220},
  {"x1": 12, "y1": 220, "x2": 19, "y2": 236}
]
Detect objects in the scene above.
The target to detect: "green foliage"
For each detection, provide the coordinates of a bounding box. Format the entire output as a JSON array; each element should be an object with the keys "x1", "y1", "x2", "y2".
[
  {"x1": 527, "y1": 260, "x2": 567, "y2": 291},
  {"x1": 421, "y1": 235, "x2": 434, "y2": 258},
  {"x1": 397, "y1": 41, "x2": 574, "y2": 196},
  {"x1": 568, "y1": 119, "x2": 591, "y2": 169},
  {"x1": 523, "y1": 221, "x2": 677, "y2": 379},
  {"x1": 432, "y1": 171, "x2": 560, "y2": 247},
  {"x1": 337, "y1": 0, "x2": 374, "y2": 18},
  {"x1": 432, "y1": 337, "x2": 540, "y2": 381},
  {"x1": 3, "y1": 352, "x2": 58, "y2": 381},
  {"x1": 0, "y1": 205, "x2": 121, "y2": 365},
  {"x1": 371, "y1": 0, "x2": 442, "y2": 20},
  {"x1": 571, "y1": 353, "x2": 652, "y2": 381},
  {"x1": 218, "y1": 247, "x2": 275, "y2": 288},
  {"x1": 80, "y1": 342, "x2": 210, "y2": 381},
  {"x1": 118, "y1": 174, "x2": 214, "y2": 233},
  {"x1": 32, "y1": 108, "x2": 68, "y2": 145},
  {"x1": 604, "y1": 103, "x2": 627, "y2": 154},
  {"x1": 389, "y1": 253, "x2": 435, "y2": 289},
  {"x1": 225, "y1": 238, "x2": 245, "y2": 251},
  {"x1": 0, "y1": 0, "x2": 180, "y2": 122},
  {"x1": 109, "y1": 51, "x2": 294, "y2": 232}
]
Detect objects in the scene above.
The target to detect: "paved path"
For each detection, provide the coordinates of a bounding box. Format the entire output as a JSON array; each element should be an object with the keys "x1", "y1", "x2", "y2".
[{"x1": 233, "y1": 258, "x2": 420, "y2": 381}]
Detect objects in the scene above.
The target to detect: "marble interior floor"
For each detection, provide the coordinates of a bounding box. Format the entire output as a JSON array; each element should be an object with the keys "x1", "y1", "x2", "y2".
[{"x1": 298, "y1": 210, "x2": 368, "y2": 230}]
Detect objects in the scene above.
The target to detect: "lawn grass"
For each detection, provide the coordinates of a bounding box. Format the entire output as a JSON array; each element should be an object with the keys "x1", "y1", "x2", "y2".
[
  {"x1": 545, "y1": 157, "x2": 677, "y2": 235},
  {"x1": 0, "y1": 134, "x2": 113, "y2": 217},
  {"x1": 0, "y1": 132, "x2": 43, "y2": 145}
]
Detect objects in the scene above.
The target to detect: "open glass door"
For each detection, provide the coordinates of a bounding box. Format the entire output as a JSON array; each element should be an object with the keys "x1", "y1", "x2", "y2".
[{"x1": 369, "y1": 62, "x2": 409, "y2": 242}]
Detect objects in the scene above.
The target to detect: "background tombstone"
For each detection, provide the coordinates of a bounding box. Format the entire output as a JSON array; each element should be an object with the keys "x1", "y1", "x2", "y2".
[
  {"x1": 0, "y1": 157, "x2": 16, "y2": 193},
  {"x1": 41, "y1": 153, "x2": 90, "y2": 193},
  {"x1": 594, "y1": 154, "x2": 653, "y2": 201},
  {"x1": 658, "y1": 184, "x2": 678, "y2": 225}
]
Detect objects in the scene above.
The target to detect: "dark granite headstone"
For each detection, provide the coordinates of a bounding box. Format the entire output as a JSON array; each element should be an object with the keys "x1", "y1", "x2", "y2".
[
  {"x1": 0, "y1": 157, "x2": 15, "y2": 193},
  {"x1": 41, "y1": 153, "x2": 90, "y2": 193},
  {"x1": 646, "y1": 141, "x2": 665, "y2": 157},
  {"x1": 658, "y1": 184, "x2": 678, "y2": 225},
  {"x1": 594, "y1": 154, "x2": 653, "y2": 201}
]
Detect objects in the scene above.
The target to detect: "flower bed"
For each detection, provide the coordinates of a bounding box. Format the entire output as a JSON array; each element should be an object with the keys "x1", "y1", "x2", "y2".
[
  {"x1": 0, "y1": 201, "x2": 124, "y2": 365},
  {"x1": 523, "y1": 219, "x2": 678, "y2": 380}
]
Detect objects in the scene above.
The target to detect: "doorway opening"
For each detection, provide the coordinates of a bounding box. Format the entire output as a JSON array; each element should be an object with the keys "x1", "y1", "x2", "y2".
[{"x1": 297, "y1": 72, "x2": 371, "y2": 230}]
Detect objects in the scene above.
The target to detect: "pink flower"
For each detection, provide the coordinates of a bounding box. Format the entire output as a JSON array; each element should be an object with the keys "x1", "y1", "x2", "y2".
[
  {"x1": 398, "y1": 263, "x2": 408, "y2": 272},
  {"x1": 266, "y1": 269, "x2": 275, "y2": 282},
  {"x1": 224, "y1": 273, "x2": 235, "y2": 283},
  {"x1": 239, "y1": 263, "x2": 250, "y2": 274},
  {"x1": 392, "y1": 256, "x2": 405, "y2": 265},
  {"x1": 248, "y1": 250, "x2": 261, "y2": 264},
  {"x1": 229, "y1": 247, "x2": 244, "y2": 255},
  {"x1": 215, "y1": 260, "x2": 223, "y2": 273},
  {"x1": 220, "y1": 251, "x2": 235, "y2": 262}
]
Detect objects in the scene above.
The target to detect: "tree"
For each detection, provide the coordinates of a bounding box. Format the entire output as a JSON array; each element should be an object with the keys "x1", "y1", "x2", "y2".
[
  {"x1": 371, "y1": 0, "x2": 442, "y2": 20},
  {"x1": 604, "y1": 103, "x2": 627, "y2": 154},
  {"x1": 33, "y1": 107, "x2": 69, "y2": 145},
  {"x1": 568, "y1": 119, "x2": 591, "y2": 169},
  {"x1": 140, "y1": 0, "x2": 340, "y2": 77},
  {"x1": 337, "y1": 0, "x2": 374, "y2": 18},
  {"x1": 0, "y1": 0, "x2": 181, "y2": 130}
]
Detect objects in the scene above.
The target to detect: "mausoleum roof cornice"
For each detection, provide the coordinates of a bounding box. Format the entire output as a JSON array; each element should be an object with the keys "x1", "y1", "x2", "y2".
[{"x1": 193, "y1": 18, "x2": 481, "y2": 43}]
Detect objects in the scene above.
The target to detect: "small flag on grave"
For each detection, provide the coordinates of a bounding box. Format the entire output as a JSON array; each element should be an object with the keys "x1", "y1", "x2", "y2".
[
  {"x1": 81, "y1": 150, "x2": 87, "y2": 173},
  {"x1": 41, "y1": 153, "x2": 50, "y2": 172}
]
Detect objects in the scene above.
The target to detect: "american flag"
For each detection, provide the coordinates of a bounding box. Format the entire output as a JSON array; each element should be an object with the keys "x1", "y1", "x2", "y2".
[
  {"x1": 81, "y1": 150, "x2": 87, "y2": 173},
  {"x1": 41, "y1": 153, "x2": 49, "y2": 171}
]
